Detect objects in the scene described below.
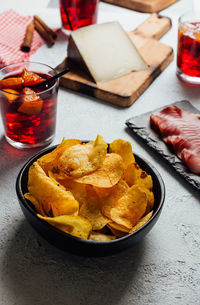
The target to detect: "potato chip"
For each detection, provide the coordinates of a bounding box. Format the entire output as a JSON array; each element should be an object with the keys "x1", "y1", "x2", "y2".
[
  {"x1": 38, "y1": 214, "x2": 92, "y2": 239},
  {"x1": 141, "y1": 188, "x2": 154, "y2": 214},
  {"x1": 108, "y1": 223, "x2": 129, "y2": 238},
  {"x1": 129, "y1": 211, "x2": 153, "y2": 233},
  {"x1": 27, "y1": 162, "x2": 79, "y2": 216},
  {"x1": 132, "y1": 163, "x2": 153, "y2": 190},
  {"x1": 79, "y1": 186, "x2": 109, "y2": 230},
  {"x1": 89, "y1": 231, "x2": 116, "y2": 241},
  {"x1": 110, "y1": 185, "x2": 147, "y2": 229},
  {"x1": 75, "y1": 153, "x2": 123, "y2": 188},
  {"x1": 25, "y1": 135, "x2": 155, "y2": 241},
  {"x1": 38, "y1": 138, "x2": 81, "y2": 174},
  {"x1": 56, "y1": 134, "x2": 108, "y2": 178},
  {"x1": 49, "y1": 171, "x2": 87, "y2": 207},
  {"x1": 51, "y1": 198, "x2": 78, "y2": 217},
  {"x1": 123, "y1": 162, "x2": 153, "y2": 189},
  {"x1": 123, "y1": 162, "x2": 137, "y2": 186},
  {"x1": 95, "y1": 179, "x2": 129, "y2": 218},
  {"x1": 109, "y1": 140, "x2": 142, "y2": 190},
  {"x1": 133, "y1": 165, "x2": 154, "y2": 213},
  {"x1": 109, "y1": 139, "x2": 135, "y2": 169},
  {"x1": 48, "y1": 172, "x2": 66, "y2": 191},
  {"x1": 24, "y1": 192, "x2": 46, "y2": 216},
  {"x1": 123, "y1": 162, "x2": 154, "y2": 213},
  {"x1": 108, "y1": 221, "x2": 130, "y2": 233},
  {"x1": 138, "y1": 170, "x2": 153, "y2": 191}
]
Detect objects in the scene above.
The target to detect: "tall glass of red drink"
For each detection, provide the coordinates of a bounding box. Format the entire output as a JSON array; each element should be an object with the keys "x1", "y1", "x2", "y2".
[
  {"x1": 59, "y1": 0, "x2": 99, "y2": 31},
  {"x1": 177, "y1": 11, "x2": 200, "y2": 84},
  {"x1": 0, "y1": 62, "x2": 59, "y2": 149}
]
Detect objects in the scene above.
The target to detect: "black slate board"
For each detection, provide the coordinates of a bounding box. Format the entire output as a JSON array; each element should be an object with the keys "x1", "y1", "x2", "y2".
[{"x1": 126, "y1": 100, "x2": 200, "y2": 191}]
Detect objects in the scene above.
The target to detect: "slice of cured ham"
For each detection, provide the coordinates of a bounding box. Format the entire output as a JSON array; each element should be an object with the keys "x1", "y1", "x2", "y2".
[{"x1": 150, "y1": 105, "x2": 200, "y2": 174}]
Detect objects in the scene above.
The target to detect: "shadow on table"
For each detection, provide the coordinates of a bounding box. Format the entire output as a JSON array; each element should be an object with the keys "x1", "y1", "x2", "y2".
[
  {"x1": 60, "y1": 86, "x2": 128, "y2": 111},
  {"x1": 0, "y1": 136, "x2": 48, "y2": 177},
  {"x1": 2, "y1": 219, "x2": 148, "y2": 305},
  {"x1": 176, "y1": 79, "x2": 200, "y2": 102}
]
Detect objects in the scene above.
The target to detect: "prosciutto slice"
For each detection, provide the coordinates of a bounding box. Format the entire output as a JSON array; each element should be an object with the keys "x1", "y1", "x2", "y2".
[{"x1": 150, "y1": 105, "x2": 200, "y2": 174}]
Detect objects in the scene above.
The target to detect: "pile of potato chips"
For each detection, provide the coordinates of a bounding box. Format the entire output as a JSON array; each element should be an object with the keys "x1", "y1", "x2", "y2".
[{"x1": 25, "y1": 135, "x2": 154, "y2": 241}]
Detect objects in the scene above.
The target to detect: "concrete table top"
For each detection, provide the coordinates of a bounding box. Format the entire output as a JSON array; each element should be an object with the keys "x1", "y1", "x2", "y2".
[{"x1": 0, "y1": 0, "x2": 200, "y2": 304}]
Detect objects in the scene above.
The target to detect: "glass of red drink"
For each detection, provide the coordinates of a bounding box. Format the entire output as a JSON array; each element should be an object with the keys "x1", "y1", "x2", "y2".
[
  {"x1": 0, "y1": 62, "x2": 59, "y2": 149},
  {"x1": 177, "y1": 11, "x2": 200, "y2": 84},
  {"x1": 59, "y1": 0, "x2": 99, "y2": 31}
]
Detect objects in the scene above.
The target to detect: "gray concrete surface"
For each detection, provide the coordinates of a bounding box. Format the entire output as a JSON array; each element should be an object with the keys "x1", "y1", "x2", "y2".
[{"x1": 0, "y1": 1, "x2": 200, "y2": 304}]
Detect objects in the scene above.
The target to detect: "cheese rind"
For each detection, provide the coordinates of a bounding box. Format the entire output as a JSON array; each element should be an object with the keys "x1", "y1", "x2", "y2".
[{"x1": 67, "y1": 22, "x2": 147, "y2": 83}]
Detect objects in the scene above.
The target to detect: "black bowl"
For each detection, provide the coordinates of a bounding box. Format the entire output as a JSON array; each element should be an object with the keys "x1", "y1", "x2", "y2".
[{"x1": 16, "y1": 145, "x2": 165, "y2": 257}]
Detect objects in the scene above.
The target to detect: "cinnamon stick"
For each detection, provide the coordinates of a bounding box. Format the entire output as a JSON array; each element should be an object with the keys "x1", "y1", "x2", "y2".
[
  {"x1": 34, "y1": 19, "x2": 55, "y2": 47},
  {"x1": 34, "y1": 15, "x2": 57, "y2": 40},
  {"x1": 21, "y1": 22, "x2": 35, "y2": 52}
]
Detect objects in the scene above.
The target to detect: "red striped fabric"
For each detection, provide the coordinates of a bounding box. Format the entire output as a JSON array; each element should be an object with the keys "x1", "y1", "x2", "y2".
[{"x1": 0, "y1": 10, "x2": 44, "y2": 68}]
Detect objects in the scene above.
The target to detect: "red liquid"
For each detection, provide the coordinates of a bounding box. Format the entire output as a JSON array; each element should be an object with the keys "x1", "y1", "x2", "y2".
[
  {"x1": 0, "y1": 73, "x2": 58, "y2": 146},
  {"x1": 177, "y1": 22, "x2": 200, "y2": 77},
  {"x1": 59, "y1": 0, "x2": 99, "y2": 31}
]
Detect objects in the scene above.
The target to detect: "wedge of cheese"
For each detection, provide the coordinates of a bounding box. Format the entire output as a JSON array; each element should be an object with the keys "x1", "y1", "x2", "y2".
[{"x1": 67, "y1": 21, "x2": 147, "y2": 83}]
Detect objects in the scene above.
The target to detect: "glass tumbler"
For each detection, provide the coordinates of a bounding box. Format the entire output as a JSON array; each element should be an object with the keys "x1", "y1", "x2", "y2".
[
  {"x1": 0, "y1": 62, "x2": 59, "y2": 149},
  {"x1": 177, "y1": 11, "x2": 200, "y2": 84},
  {"x1": 59, "y1": 0, "x2": 99, "y2": 31}
]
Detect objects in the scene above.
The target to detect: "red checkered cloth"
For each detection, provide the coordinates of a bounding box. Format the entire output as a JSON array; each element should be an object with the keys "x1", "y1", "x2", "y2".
[{"x1": 0, "y1": 9, "x2": 45, "y2": 68}]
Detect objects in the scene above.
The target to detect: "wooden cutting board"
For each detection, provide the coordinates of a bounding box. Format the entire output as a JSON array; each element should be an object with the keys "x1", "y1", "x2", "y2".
[
  {"x1": 58, "y1": 14, "x2": 174, "y2": 107},
  {"x1": 101, "y1": 0, "x2": 179, "y2": 13}
]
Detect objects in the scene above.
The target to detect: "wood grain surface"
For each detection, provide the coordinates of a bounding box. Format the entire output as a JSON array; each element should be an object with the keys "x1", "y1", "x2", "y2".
[
  {"x1": 58, "y1": 13, "x2": 174, "y2": 107},
  {"x1": 101, "y1": 0, "x2": 179, "y2": 13}
]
